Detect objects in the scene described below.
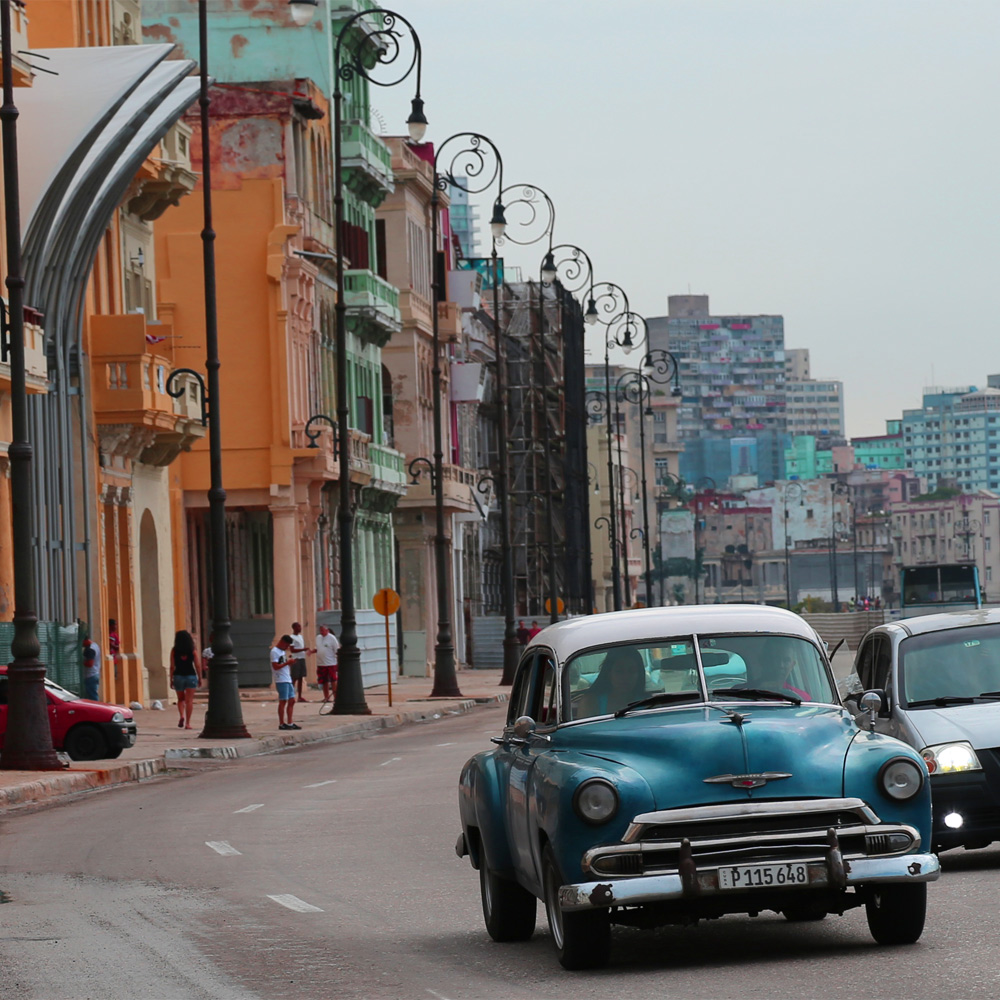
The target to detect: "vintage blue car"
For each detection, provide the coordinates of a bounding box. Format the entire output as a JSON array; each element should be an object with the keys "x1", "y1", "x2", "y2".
[{"x1": 456, "y1": 606, "x2": 939, "y2": 969}]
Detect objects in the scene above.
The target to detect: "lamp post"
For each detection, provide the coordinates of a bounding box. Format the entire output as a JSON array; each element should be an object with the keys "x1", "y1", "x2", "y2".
[
  {"x1": 323, "y1": 5, "x2": 423, "y2": 713},
  {"x1": 783, "y1": 481, "x2": 804, "y2": 609},
  {"x1": 585, "y1": 282, "x2": 631, "y2": 611},
  {"x1": 410, "y1": 133, "x2": 504, "y2": 692},
  {"x1": 830, "y1": 481, "x2": 850, "y2": 612},
  {"x1": 497, "y1": 185, "x2": 560, "y2": 624},
  {"x1": 0, "y1": 0, "x2": 61, "y2": 769}
]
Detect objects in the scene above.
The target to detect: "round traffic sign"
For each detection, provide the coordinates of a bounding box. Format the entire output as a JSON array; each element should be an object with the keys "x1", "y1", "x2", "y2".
[{"x1": 372, "y1": 587, "x2": 401, "y2": 617}]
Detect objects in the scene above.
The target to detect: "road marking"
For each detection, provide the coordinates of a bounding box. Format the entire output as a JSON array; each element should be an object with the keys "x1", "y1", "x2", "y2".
[
  {"x1": 436, "y1": 742, "x2": 456, "y2": 747},
  {"x1": 234, "y1": 803, "x2": 264, "y2": 813},
  {"x1": 379, "y1": 757, "x2": 402, "y2": 766},
  {"x1": 427, "y1": 990, "x2": 453, "y2": 1000},
  {"x1": 205, "y1": 841, "x2": 242, "y2": 856},
  {"x1": 267, "y1": 894, "x2": 324, "y2": 913},
  {"x1": 303, "y1": 779, "x2": 338, "y2": 788}
]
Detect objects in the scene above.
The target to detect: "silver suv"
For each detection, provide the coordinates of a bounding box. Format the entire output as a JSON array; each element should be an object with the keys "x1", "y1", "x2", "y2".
[{"x1": 846, "y1": 609, "x2": 1000, "y2": 851}]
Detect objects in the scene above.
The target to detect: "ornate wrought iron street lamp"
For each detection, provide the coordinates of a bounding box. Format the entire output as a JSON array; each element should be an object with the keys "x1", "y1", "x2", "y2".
[
  {"x1": 325, "y1": 6, "x2": 423, "y2": 714},
  {"x1": 407, "y1": 133, "x2": 504, "y2": 694},
  {"x1": 0, "y1": 0, "x2": 61, "y2": 769},
  {"x1": 830, "y1": 480, "x2": 851, "y2": 612},
  {"x1": 783, "y1": 481, "x2": 804, "y2": 608}
]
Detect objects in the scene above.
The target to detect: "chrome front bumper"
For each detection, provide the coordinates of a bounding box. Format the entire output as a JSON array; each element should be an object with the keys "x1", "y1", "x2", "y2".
[{"x1": 559, "y1": 852, "x2": 941, "y2": 912}]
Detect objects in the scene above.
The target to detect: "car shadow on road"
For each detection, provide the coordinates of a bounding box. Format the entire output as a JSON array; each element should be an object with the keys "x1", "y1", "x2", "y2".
[{"x1": 938, "y1": 844, "x2": 1000, "y2": 872}]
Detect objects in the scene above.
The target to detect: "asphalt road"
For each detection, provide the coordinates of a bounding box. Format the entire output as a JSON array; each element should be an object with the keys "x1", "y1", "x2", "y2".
[{"x1": 1, "y1": 704, "x2": 1000, "y2": 1000}]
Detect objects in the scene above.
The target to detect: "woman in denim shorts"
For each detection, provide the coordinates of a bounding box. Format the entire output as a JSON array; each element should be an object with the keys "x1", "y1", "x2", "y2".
[{"x1": 170, "y1": 630, "x2": 202, "y2": 730}]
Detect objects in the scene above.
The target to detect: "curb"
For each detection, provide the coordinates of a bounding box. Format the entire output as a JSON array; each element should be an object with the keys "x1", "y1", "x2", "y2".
[
  {"x1": 0, "y1": 757, "x2": 166, "y2": 812},
  {"x1": 0, "y1": 693, "x2": 507, "y2": 811}
]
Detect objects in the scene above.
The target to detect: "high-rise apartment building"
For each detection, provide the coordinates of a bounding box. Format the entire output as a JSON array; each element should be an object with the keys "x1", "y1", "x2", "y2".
[
  {"x1": 902, "y1": 381, "x2": 1000, "y2": 493},
  {"x1": 647, "y1": 294, "x2": 787, "y2": 487},
  {"x1": 447, "y1": 183, "x2": 480, "y2": 259}
]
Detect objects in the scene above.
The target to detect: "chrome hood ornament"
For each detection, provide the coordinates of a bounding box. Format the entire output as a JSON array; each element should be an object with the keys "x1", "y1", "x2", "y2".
[{"x1": 704, "y1": 772, "x2": 793, "y2": 790}]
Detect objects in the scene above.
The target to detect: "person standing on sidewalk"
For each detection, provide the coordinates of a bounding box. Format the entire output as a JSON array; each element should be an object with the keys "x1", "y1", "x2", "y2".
[
  {"x1": 170, "y1": 630, "x2": 201, "y2": 730},
  {"x1": 201, "y1": 631, "x2": 214, "y2": 680},
  {"x1": 271, "y1": 635, "x2": 301, "y2": 731},
  {"x1": 315, "y1": 624, "x2": 339, "y2": 703},
  {"x1": 82, "y1": 641, "x2": 100, "y2": 701},
  {"x1": 288, "y1": 622, "x2": 314, "y2": 704}
]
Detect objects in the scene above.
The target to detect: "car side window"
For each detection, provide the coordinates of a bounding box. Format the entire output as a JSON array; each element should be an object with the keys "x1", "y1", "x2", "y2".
[
  {"x1": 856, "y1": 638, "x2": 875, "y2": 690},
  {"x1": 506, "y1": 656, "x2": 534, "y2": 726},
  {"x1": 534, "y1": 656, "x2": 558, "y2": 727},
  {"x1": 872, "y1": 636, "x2": 892, "y2": 691}
]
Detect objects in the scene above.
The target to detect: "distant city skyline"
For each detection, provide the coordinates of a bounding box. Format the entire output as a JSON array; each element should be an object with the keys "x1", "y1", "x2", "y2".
[{"x1": 379, "y1": 0, "x2": 1000, "y2": 439}]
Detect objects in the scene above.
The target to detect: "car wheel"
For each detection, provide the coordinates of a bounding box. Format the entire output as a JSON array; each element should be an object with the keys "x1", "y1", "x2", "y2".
[
  {"x1": 865, "y1": 883, "x2": 927, "y2": 945},
  {"x1": 783, "y1": 903, "x2": 828, "y2": 922},
  {"x1": 64, "y1": 724, "x2": 108, "y2": 761},
  {"x1": 542, "y1": 846, "x2": 610, "y2": 970},
  {"x1": 479, "y1": 860, "x2": 536, "y2": 942},
  {"x1": 104, "y1": 748, "x2": 124, "y2": 760}
]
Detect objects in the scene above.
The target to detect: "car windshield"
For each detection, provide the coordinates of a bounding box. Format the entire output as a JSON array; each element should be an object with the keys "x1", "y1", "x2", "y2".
[
  {"x1": 700, "y1": 634, "x2": 835, "y2": 704},
  {"x1": 900, "y1": 623, "x2": 1000, "y2": 705},
  {"x1": 566, "y1": 634, "x2": 834, "y2": 721},
  {"x1": 44, "y1": 678, "x2": 80, "y2": 702}
]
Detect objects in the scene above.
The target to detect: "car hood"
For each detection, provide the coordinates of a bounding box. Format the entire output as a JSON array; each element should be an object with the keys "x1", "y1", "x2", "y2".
[
  {"x1": 559, "y1": 703, "x2": 857, "y2": 809},
  {"x1": 905, "y1": 702, "x2": 1000, "y2": 751}
]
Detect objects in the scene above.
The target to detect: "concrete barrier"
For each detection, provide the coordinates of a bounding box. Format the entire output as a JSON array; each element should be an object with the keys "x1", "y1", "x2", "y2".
[{"x1": 801, "y1": 611, "x2": 888, "y2": 650}]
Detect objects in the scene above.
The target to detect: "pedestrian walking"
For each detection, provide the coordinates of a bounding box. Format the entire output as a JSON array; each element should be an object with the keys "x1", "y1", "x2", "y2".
[
  {"x1": 315, "y1": 624, "x2": 339, "y2": 704},
  {"x1": 271, "y1": 635, "x2": 300, "y2": 730},
  {"x1": 82, "y1": 640, "x2": 100, "y2": 701},
  {"x1": 516, "y1": 620, "x2": 530, "y2": 645},
  {"x1": 169, "y1": 630, "x2": 201, "y2": 730},
  {"x1": 289, "y1": 622, "x2": 314, "y2": 703},
  {"x1": 528, "y1": 620, "x2": 542, "y2": 640},
  {"x1": 108, "y1": 619, "x2": 121, "y2": 680}
]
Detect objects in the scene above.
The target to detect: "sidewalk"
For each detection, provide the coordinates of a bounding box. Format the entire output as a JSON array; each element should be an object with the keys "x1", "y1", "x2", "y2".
[{"x1": 0, "y1": 668, "x2": 507, "y2": 813}]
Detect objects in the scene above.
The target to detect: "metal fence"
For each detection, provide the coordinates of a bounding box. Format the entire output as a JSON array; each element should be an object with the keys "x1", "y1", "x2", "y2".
[{"x1": 0, "y1": 621, "x2": 84, "y2": 693}]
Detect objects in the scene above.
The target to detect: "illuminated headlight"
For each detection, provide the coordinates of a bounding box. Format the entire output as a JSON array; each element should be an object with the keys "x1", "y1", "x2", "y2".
[
  {"x1": 878, "y1": 757, "x2": 925, "y2": 800},
  {"x1": 921, "y1": 741, "x2": 982, "y2": 775},
  {"x1": 573, "y1": 779, "x2": 619, "y2": 825},
  {"x1": 111, "y1": 712, "x2": 124, "y2": 723}
]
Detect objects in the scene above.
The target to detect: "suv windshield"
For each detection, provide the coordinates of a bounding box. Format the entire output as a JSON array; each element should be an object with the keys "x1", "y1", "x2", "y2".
[
  {"x1": 900, "y1": 623, "x2": 1000, "y2": 705},
  {"x1": 566, "y1": 634, "x2": 834, "y2": 721}
]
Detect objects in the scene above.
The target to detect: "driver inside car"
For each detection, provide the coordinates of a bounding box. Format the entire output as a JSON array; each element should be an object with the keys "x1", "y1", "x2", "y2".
[
  {"x1": 575, "y1": 646, "x2": 648, "y2": 718},
  {"x1": 752, "y1": 638, "x2": 811, "y2": 701}
]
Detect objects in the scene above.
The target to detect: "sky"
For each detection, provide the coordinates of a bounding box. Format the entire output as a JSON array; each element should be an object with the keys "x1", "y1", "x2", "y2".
[{"x1": 375, "y1": 0, "x2": 1000, "y2": 438}]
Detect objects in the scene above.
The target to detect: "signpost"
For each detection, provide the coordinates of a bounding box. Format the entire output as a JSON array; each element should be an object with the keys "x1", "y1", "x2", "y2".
[
  {"x1": 372, "y1": 587, "x2": 400, "y2": 707},
  {"x1": 544, "y1": 597, "x2": 565, "y2": 615}
]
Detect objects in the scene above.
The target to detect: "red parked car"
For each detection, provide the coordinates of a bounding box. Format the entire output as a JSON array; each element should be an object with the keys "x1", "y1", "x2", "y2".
[{"x1": 0, "y1": 666, "x2": 137, "y2": 761}]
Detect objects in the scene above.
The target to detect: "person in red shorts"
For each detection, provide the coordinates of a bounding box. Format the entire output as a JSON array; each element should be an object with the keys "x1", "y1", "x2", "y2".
[{"x1": 315, "y1": 624, "x2": 340, "y2": 703}]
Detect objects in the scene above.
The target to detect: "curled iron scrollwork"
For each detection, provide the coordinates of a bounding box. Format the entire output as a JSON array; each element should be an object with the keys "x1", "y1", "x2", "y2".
[
  {"x1": 496, "y1": 184, "x2": 554, "y2": 248},
  {"x1": 541, "y1": 243, "x2": 593, "y2": 294},
  {"x1": 589, "y1": 281, "x2": 630, "y2": 329},
  {"x1": 585, "y1": 389, "x2": 608, "y2": 422},
  {"x1": 434, "y1": 132, "x2": 503, "y2": 196},
  {"x1": 335, "y1": 9, "x2": 422, "y2": 92},
  {"x1": 165, "y1": 367, "x2": 208, "y2": 427}
]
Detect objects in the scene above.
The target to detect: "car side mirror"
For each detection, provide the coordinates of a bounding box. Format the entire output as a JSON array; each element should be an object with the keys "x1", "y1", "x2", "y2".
[
  {"x1": 860, "y1": 689, "x2": 887, "y2": 731},
  {"x1": 512, "y1": 715, "x2": 537, "y2": 740}
]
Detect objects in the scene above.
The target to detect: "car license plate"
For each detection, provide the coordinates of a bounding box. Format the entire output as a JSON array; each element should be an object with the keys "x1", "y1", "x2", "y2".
[{"x1": 718, "y1": 863, "x2": 809, "y2": 890}]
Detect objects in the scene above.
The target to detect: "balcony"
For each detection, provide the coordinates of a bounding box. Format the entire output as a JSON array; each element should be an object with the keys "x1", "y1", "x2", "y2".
[
  {"x1": 437, "y1": 301, "x2": 461, "y2": 343},
  {"x1": 399, "y1": 288, "x2": 432, "y2": 330},
  {"x1": 344, "y1": 270, "x2": 401, "y2": 347},
  {"x1": 370, "y1": 442, "x2": 407, "y2": 494},
  {"x1": 401, "y1": 462, "x2": 477, "y2": 513},
  {"x1": 340, "y1": 121, "x2": 394, "y2": 206},
  {"x1": 127, "y1": 120, "x2": 197, "y2": 221},
  {"x1": 90, "y1": 314, "x2": 205, "y2": 466},
  {"x1": 0, "y1": 308, "x2": 47, "y2": 393}
]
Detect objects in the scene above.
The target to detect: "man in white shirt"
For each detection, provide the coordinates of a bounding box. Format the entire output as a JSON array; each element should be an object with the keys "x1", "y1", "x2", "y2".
[
  {"x1": 270, "y1": 635, "x2": 300, "y2": 731},
  {"x1": 289, "y1": 622, "x2": 314, "y2": 703},
  {"x1": 315, "y1": 624, "x2": 340, "y2": 703}
]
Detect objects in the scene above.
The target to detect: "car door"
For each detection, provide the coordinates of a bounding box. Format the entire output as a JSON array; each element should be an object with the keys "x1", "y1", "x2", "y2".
[
  {"x1": 501, "y1": 649, "x2": 557, "y2": 889},
  {"x1": 0, "y1": 674, "x2": 7, "y2": 748},
  {"x1": 46, "y1": 687, "x2": 72, "y2": 747}
]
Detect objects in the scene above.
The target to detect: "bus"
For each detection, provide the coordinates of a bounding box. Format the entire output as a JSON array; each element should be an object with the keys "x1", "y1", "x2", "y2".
[{"x1": 900, "y1": 563, "x2": 982, "y2": 616}]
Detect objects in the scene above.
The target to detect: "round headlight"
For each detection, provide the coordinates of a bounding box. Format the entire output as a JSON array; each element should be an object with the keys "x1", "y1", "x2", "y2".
[
  {"x1": 879, "y1": 757, "x2": 924, "y2": 800},
  {"x1": 573, "y1": 779, "x2": 618, "y2": 825},
  {"x1": 111, "y1": 711, "x2": 124, "y2": 723}
]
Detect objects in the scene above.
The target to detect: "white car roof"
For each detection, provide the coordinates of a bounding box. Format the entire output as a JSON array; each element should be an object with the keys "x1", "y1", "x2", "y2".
[
  {"x1": 526, "y1": 605, "x2": 822, "y2": 663},
  {"x1": 890, "y1": 608, "x2": 1000, "y2": 636}
]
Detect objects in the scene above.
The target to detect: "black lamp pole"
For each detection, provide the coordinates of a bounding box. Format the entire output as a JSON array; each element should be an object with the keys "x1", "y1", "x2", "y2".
[
  {"x1": 329, "y1": 7, "x2": 424, "y2": 713},
  {"x1": 783, "y1": 481, "x2": 804, "y2": 609},
  {"x1": 195, "y1": 0, "x2": 250, "y2": 739},
  {"x1": 830, "y1": 481, "x2": 850, "y2": 613},
  {"x1": 617, "y1": 371, "x2": 654, "y2": 606},
  {"x1": 419, "y1": 134, "x2": 505, "y2": 692},
  {"x1": 0, "y1": 0, "x2": 61, "y2": 769}
]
